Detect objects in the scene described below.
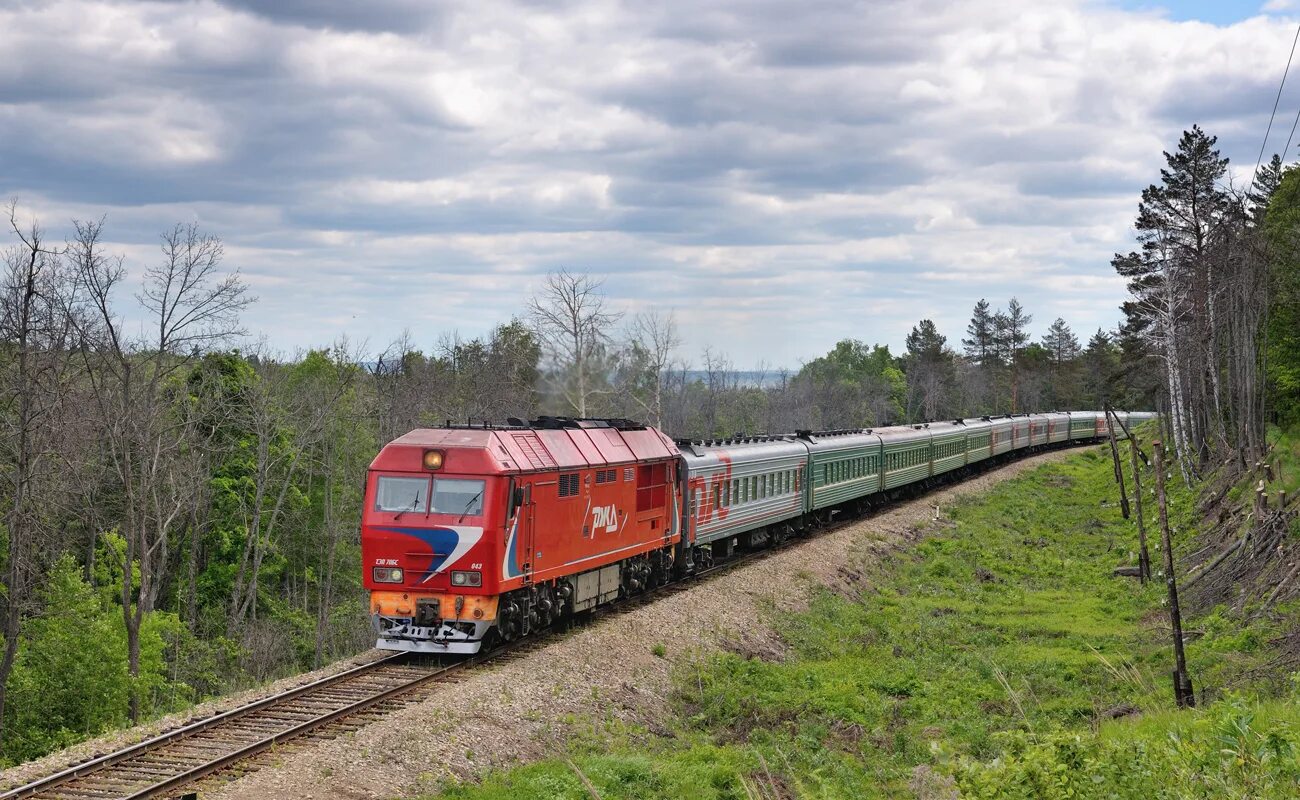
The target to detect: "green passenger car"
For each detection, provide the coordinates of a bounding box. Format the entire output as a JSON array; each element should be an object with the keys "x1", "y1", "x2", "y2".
[
  {"x1": 876, "y1": 424, "x2": 933, "y2": 491},
  {"x1": 796, "y1": 429, "x2": 884, "y2": 512}
]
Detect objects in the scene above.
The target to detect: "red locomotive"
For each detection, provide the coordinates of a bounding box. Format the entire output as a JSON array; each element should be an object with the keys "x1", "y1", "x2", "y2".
[{"x1": 361, "y1": 417, "x2": 681, "y2": 654}]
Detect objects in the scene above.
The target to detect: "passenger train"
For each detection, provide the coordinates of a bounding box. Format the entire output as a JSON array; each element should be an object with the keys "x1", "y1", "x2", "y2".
[{"x1": 361, "y1": 410, "x2": 1155, "y2": 654}]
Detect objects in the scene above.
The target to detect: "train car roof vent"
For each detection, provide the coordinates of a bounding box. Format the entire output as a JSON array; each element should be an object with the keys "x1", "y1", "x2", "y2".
[
  {"x1": 530, "y1": 416, "x2": 646, "y2": 431},
  {"x1": 673, "y1": 438, "x2": 701, "y2": 456}
]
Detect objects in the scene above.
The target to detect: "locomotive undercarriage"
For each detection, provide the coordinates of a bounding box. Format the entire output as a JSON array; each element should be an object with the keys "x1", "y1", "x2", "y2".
[{"x1": 492, "y1": 547, "x2": 675, "y2": 646}]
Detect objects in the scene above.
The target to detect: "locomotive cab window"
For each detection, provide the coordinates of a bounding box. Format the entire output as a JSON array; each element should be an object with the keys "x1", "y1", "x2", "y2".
[
  {"x1": 375, "y1": 476, "x2": 429, "y2": 513},
  {"x1": 431, "y1": 478, "x2": 486, "y2": 516}
]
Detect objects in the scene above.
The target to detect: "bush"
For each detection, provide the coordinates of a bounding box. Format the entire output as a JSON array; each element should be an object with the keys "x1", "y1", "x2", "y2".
[
  {"x1": 953, "y1": 694, "x2": 1300, "y2": 799},
  {"x1": 0, "y1": 556, "x2": 196, "y2": 765}
]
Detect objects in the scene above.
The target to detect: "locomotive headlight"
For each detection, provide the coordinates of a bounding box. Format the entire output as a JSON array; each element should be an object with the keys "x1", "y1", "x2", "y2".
[
  {"x1": 422, "y1": 450, "x2": 444, "y2": 470},
  {"x1": 450, "y1": 570, "x2": 481, "y2": 587},
  {"x1": 372, "y1": 567, "x2": 403, "y2": 583}
]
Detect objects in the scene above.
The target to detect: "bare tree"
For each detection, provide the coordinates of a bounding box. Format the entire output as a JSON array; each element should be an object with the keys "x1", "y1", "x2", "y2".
[
  {"x1": 527, "y1": 270, "x2": 621, "y2": 417},
  {"x1": 370, "y1": 329, "x2": 425, "y2": 441},
  {"x1": 0, "y1": 204, "x2": 81, "y2": 744},
  {"x1": 624, "y1": 309, "x2": 681, "y2": 426},
  {"x1": 72, "y1": 221, "x2": 251, "y2": 721}
]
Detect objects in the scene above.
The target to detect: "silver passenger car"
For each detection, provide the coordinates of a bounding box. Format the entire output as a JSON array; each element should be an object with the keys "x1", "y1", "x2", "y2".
[{"x1": 678, "y1": 435, "x2": 806, "y2": 546}]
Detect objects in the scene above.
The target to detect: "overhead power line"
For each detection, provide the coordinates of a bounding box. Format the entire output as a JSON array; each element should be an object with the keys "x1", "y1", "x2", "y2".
[{"x1": 1251, "y1": 19, "x2": 1300, "y2": 191}]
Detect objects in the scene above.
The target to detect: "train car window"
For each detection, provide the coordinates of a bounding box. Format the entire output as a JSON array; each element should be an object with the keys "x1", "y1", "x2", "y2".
[
  {"x1": 432, "y1": 478, "x2": 486, "y2": 515},
  {"x1": 375, "y1": 476, "x2": 429, "y2": 512},
  {"x1": 732, "y1": 478, "x2": 739, "y2": 504}
]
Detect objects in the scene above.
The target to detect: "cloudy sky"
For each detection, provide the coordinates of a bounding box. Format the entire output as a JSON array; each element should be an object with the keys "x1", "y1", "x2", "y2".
[{"x1": 1, "y1": 0, "x2": 1297, "y2": 367}]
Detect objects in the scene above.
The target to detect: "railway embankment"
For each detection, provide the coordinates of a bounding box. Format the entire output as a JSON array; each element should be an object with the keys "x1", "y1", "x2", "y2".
[{"x1": 412, "y1": 442, "x2": 1300, "y2": 799}]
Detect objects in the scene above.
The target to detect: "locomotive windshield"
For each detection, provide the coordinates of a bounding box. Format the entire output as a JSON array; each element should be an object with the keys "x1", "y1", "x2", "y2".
[
  {"x1": 432, "y1": 478, "x2": 485, "y2": 516},
  {"x1": 374, "y1": 476, "x2": 486, "y2": 517},
  {"x1": 375, "y1": 476, "x2": 428, "y2": 512}
]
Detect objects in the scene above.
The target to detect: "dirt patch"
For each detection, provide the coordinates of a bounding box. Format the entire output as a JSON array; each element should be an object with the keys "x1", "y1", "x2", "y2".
[
  {"x1": 720, "y1": 629, "x2": 788, "y2": 663},
  {"x1": 2, "y1": 452, "x2": 1069, "y2": 799}
]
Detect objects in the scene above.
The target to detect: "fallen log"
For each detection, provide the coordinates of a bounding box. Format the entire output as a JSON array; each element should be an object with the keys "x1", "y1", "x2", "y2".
[{"x1": 1183, "y1": 531, "x2": 1249, "y2": 590}]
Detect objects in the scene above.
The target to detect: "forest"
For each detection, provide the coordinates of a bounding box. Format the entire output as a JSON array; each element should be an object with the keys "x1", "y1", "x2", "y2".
[{"x1": 0, "y1": 123, "x2": 1287, "y2": 768}]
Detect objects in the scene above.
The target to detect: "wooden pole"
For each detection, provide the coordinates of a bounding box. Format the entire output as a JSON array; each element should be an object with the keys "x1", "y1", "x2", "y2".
[
  {"x1": 1129, "y1": 433, "x2": 1151, "y2": 583},
  {"x1": 1154, "y1": 440, "x2": 1195, "y2": 708},
  {"x1": 1105, "y1": 407, "x2": 1131, "y2": 520},
  {"x1": 1110, "y1": 410, "x2": 1151, "y2": 467}
]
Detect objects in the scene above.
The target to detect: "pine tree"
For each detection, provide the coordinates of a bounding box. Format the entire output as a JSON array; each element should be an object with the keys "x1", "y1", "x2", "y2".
[
  {"x1": 962, "y1": 299, "x2": 995, "y2": 366},
  {"x1": 1113, "y1": 125, "x2": 1232, "y2": 469},
  {"x1": 904, "y1": 319, "x2": 953, "y2": 421},
  {"x1": 1080, "y1": 328, "x2": 1120, "y2": 408},
  {"x1": 1041, "y1": 318, "x2": 1081, "y2": 408},
  {"x1": 1041, "y1": 318, "x2": 1080, "y2": 365},
  {"x1": 1003, "y1": 298, "x2": 1032, "y2": 410}
]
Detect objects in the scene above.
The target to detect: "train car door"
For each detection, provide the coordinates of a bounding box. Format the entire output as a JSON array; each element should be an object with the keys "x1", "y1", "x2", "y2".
[{"x1": 521, "y1": 481, "x2": 537, "y2": 585}]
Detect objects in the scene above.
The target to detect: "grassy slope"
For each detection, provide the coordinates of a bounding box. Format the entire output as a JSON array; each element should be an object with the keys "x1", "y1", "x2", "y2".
[{"x1": 425, "y1": 446, "x2": 1300, "y2": 800}]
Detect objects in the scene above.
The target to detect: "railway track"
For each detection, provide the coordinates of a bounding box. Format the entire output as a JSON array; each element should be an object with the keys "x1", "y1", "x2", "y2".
[
  {"x1": 0, "y1": 652, "x2": 482, "y2": 800},
  {"x1": 1, "y1": 445, "x2": 1079, "y2": 800}
]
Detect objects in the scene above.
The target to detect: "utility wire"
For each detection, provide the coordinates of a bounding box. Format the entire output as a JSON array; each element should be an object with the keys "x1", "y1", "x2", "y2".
[
  {"x1": 1283, "y1": 103, "x2": 1300, "y2": 164},
  {"x1": 1251, "y1": 20, "x2": 1300, "y2": 191}
]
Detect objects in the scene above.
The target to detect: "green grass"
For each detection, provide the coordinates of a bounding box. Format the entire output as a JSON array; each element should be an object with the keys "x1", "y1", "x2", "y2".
[{"x1": 421, "y1": 446, "x2": 1300, "y2": 799}]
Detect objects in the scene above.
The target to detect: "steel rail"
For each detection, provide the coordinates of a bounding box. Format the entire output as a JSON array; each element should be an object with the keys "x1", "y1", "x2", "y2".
[
  {"x1": 0, "y1": 651, "x2": 411, "y2": 800},
  {"x1": 119, "y1": 659, "x2": 475, "y2": 800}
]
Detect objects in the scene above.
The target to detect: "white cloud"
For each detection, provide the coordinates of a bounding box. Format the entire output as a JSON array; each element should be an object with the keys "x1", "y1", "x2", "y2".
[{"x1": 0, "y1": 0, "x2": 1295, "y2": 367}]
